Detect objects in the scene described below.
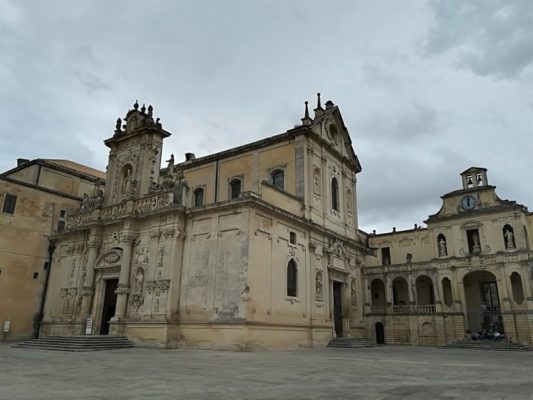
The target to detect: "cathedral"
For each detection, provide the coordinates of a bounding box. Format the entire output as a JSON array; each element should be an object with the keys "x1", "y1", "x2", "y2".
[{"x1": 37, "y1": 97, "x2": 533, "y2": 349}]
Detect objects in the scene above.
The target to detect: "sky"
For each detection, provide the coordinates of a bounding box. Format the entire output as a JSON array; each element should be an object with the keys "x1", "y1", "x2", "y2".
[{"x1": 1, "y1": 0, "x2": 532, "y2": 234}]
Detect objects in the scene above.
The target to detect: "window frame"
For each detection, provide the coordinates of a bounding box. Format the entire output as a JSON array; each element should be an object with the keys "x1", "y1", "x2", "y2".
[
  {"x1": 271, "y1": 169, "x2": 285, "y2": 190},
  {"x1": 286, "y1": 259, "x2": 297, "y2": 297},
  {"x1": 331, "y1": 177, "x2": 339, "y2": 211},
  {"x1": 193, "y1": 187, "x2": 205, "y2": 207},
  {"x1": 229, "y1": 178, "x2": 242, "y2": 200},
  {"x1": 2, "y1": 193, "x2": 17, "y2": 215}
]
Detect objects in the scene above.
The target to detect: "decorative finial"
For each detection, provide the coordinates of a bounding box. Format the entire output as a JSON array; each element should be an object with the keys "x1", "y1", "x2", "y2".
[
  {"x1": 134, "y1": 100, "x2": 139, "y2": 110},
  {"x1": 301, "y1": 100, "x2": 313, "y2": 126},
  {"x1": 317, "y1": 92, "x2": 322, "y2": 109},
  {"x1": 156, "y1": 118, "x2": 162, "y2": 128},
  {"x1": 141, "y1": 103, "x2": 146, "y2": 113},
  {"x1": 147, "y1": 105, "x2": 153, "y2": 117}
]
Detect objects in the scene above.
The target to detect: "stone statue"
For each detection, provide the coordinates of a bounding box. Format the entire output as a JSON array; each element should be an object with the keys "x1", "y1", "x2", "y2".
[
  {"x1": 115, "y1": 118, "x2": 122, "y2": 133},
  {"x1": 472, "y1": 233, "x2": 481, "y2": 253},
  {"x1": 315, "y1": 272, "x2": 323, "y2": 299},
  {"x1": 81, "y1": 193, "x2": 89, "y2": 210},
  {"x1": 166, "y1": 154, "x2": 175, "y2": 168},
  {"x1": 438, "y1": 237, "x2": 447, "y2": 257},
  {"x1": 122, "y1": 167, "x2": 132, "y2": 195},
  {"x1": 351, "y1": 279, "x2": 357, "y2": 306},
  {"x1": 135, "y1": 268, "x2": 144, "y2": 294},
  {"x1": 504, "y1": 229, "x2": 515, "y2": 249}
]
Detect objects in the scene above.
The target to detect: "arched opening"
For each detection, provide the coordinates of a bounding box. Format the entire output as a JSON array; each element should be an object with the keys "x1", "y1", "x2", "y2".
[
  {"x1": 437, "y1": 233, "x2": 448, "y2": 257},
  {"x1": 331, "y1": 177, "x2": 339, "y2": 211},
  {"x1": 392, "y1": 277, "x2": 409, "y2": 306},
  {"x1": 463, "y1": 270, "x2": 503, "y2": 336},
  {"x1": 415, "y1": 275, "x2": 435, "y2": 305},
  {"x1": 287, "y1": 260, "x2": 297, "y2": 297},
  {"x1": 271, "y1": 169, "x2": 284, "y2": 190},
  {"x1": 510, "y1": 272, "x2": 525, "y2": 304},
  {"x1": 375, "y1": 322, "x2": 385, "y2": 344},
  {"x1": 229, "y1": 179, "x2": 242, "y2": 200},
  {"x1": 121, "y1": 164, "x2": 133, "y2": 195},
  {"x1": 193, "y1": 188, "x2": 204, "y2": 206},
  {"x1": 370, "y1": 279, "x2": 386, "y2": 306},
  {"x1": 502, "y1": 224, "x2": 516, "y2": 249},
  {"x1": 442, "y1": 277, "x2": 453, "y2": 307}
]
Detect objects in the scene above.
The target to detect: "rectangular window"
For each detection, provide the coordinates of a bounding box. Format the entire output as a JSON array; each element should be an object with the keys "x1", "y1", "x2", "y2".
[
  {"x1": 57, "y1": 209, "x2": 66, "y2": 232},
  {"x1": 289, "y1": 231, "x2": 296, "y2": 245},
  {"x1": 2, "y1": 193, "x2": 17, "y2": 215},
  {"x1": 381, "y1": 247, "x2": 391, "y2": 265}
]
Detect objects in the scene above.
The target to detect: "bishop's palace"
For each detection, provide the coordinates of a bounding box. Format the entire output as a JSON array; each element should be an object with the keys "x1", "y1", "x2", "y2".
[{"x1": 1, "y1": 96, "x2": 532, "y2": 349}]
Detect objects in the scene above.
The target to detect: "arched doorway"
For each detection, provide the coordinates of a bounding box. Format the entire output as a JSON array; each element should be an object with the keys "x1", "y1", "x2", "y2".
[
  {"x1": 463, "y1": 270, "x2": 503, "y2": 335},
  {"x1": 375, "y1": 322, "x2": 385, "y2": 344}
]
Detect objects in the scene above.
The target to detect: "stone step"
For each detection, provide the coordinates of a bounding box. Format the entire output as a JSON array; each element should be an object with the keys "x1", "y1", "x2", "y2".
[
  {"x1": 442, "y1": 339, "x2": 532, "y2": 352},
  {"x1": 327, "y1": 338, "x2": 378, "y2": 348},
  {"x1": 12, "y1": 336, "x2": 134, "y2": 352}
]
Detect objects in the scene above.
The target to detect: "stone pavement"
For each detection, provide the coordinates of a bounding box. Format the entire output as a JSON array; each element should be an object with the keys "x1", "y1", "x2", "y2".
[{"x1": 1, "y1": 343, "x2": 532, "y2": 400}]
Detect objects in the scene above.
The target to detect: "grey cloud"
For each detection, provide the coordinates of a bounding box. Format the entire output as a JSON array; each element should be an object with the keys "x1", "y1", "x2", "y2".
[
  {"x1": 357, "y1": 105, "x2": 440, "y2": 140},
  {"x1": 424, "y1": 0, "x2": 533, "y2": 78}
]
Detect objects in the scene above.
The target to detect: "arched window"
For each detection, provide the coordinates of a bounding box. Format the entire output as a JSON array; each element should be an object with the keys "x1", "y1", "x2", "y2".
[
  {"x1": 502, "y1": 224, "x2": 516, "y2": 249},
  {"x1": 331, "y1": 177, "x2": 339, "y2": 211},
  {"x1": 442, "y1": 278, "x2": 453, "y2": 306},
  {"x1": 510, "y1": 272, "x2": 524, "y2": 304},
  {"x1": 287, "y1": 260, "x2": 297, "y2": 297},
  {"x1": 193, "y1": 188, "x2": 204, "y2": 207},
  {"x1": 229, "y1": 179, "x2": 242, "y2": 200},
  {"x1": 271, "y1": 169, "x2": 284, "y2": 190}
]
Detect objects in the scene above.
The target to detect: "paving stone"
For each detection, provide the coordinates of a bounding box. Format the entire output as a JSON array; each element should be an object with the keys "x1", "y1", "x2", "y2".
[{"x1": 1, "y1": 343, "x2": 532, "y2": 400}]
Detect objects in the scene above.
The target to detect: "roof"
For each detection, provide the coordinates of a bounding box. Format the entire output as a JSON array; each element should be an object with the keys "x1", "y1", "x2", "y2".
[
  {"x1": 460, "y1": 166, "x2": 487, "y2": 175},
  {"x1": 43, "y1": 159, "x2": 106, "y2": 180}
]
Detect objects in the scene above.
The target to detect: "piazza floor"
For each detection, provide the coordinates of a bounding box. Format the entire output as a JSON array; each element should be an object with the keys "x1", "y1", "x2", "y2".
[{"x1": 0, "y1": 343, "x2": 532, "y2": 400}]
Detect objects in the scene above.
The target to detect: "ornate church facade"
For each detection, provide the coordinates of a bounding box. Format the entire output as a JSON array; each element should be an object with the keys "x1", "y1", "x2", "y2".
[{"x1": 40, "y1": 99, "x2": 533, "y2": 349}]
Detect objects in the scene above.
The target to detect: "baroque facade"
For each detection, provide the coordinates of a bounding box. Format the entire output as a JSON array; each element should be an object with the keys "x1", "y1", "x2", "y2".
[
  {"x1": 37, "y1": 98, "x2": 533, "y2": 349},
  {"x1": 41, "y1": 98, "x2": 367, "y2": 349}
]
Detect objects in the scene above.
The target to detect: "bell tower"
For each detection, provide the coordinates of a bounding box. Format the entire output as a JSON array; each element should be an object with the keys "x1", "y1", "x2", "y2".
[
  {"x1": 103, "y1": 101, "x2": 171, "y2": 205},
  {"x1": 460, "y1": 167, "x2": 488, "y2": 189}
]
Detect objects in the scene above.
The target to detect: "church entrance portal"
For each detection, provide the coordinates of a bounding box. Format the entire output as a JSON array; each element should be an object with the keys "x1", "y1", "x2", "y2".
[
  {"x1": 463, "y1": 271, "x2": 504, "y2": 336},
  {"x1": 375, "y1": 322, "x2": 385, "y2": 344},
  {"x1": 333, "y1": 282, "x2": 343, "y2": 337},
  {"x1": 100, "y1": 279, "x2": 118, "y2": 335}
]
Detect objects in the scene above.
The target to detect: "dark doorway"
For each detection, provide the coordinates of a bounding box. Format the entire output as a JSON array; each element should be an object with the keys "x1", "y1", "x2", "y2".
[
  {"x1": 100, "y1": 279, "x2": 118, "y2": 335},
  {"x1": 375, "y1": 322, "x2": 385, "y2": 344},
  {"x1": 333, "y1": 282, "x2": 343, "y2": 337}
]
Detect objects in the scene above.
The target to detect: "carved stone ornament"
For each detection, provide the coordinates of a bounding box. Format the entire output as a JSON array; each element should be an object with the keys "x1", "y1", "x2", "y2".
[
  {"x1": 104, "y1": 251, "x2": 121, "y2": 264},
  {"x1": 129, "y1": 292, "x2": 144, "y2": 312},
  {"x1": 315, "y1": 271, "x2": 323, "y2": 300}
]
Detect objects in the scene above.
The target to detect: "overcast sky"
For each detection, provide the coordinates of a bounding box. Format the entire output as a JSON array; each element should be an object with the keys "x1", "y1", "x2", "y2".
[{"x1": 1, "y1": 0, "x2": 532, "y2": 234}]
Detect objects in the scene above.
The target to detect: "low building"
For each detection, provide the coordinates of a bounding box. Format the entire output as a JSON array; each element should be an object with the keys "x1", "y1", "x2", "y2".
[
  {"x1": 365, "y1": 167, "x2": 533, "y2": 346},
  {"x1": 0, "y1": 159, "x2": 104, "y2": 340}
]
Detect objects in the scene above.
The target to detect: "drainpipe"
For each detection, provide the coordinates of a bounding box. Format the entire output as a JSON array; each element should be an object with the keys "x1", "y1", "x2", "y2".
[{"x1": 34, "y1": 241, "x2": 56, "y2": 339}]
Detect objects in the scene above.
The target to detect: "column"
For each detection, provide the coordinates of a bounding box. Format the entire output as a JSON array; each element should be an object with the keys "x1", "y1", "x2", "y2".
[
  {"x1": 80, "y1": 240, "x2": 101, "y2": 316},
  {"x1": 113, "y1": 235, "x2": 136, "y2": 321}
]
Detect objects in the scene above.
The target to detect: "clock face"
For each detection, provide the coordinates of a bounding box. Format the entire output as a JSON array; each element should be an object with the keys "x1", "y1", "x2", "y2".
[{"x1": 461, "y1": 195, "x2": 477, "y2": 210}]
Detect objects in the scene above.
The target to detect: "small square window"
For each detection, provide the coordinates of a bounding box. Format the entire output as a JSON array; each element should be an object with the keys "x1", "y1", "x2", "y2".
[
  {"x1": 33, "y1": 272, "x2": 39, "y2": 279},
  {"x1": 57, "y1": 220, "x2": 66, "y2": 233},
  {"x1": 2, "y1": 193, "x2": 17, "y2": 215},
  {"x1": 59, "y1": 209, "x2": 66, "y2": 218},
  {"x1": 289, "y1": 232, "x2": 296, "y2": 245}
]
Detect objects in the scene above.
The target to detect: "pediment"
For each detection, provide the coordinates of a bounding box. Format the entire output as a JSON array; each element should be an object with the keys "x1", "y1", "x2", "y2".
[{"x1": 310, "y1": 106, "x2": 361, "y2": 172}]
